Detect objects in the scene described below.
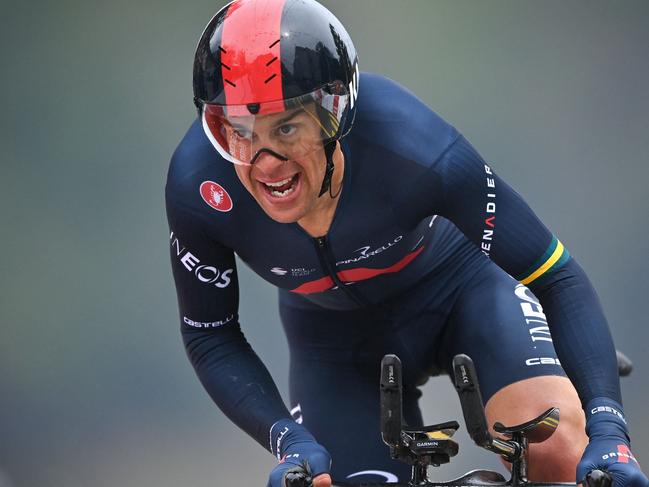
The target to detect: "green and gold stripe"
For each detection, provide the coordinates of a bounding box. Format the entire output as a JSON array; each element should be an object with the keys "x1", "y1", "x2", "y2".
[{"x1": 516, "y1": 236, "x2": 571, "y2": 285}]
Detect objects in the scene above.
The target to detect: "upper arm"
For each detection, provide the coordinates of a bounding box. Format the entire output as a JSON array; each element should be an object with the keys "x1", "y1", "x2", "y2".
[
  {"x1": 165, "y1": 192, "x2": 240, "y2": 329},
  {"x1": 429, "y1": 136, "x2": 570, "y2": 285}
]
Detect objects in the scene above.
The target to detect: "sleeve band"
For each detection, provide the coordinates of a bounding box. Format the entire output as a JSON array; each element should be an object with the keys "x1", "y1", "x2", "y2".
[{"x1": 516, "y1": 236, "x2": 570, "y2": 285}]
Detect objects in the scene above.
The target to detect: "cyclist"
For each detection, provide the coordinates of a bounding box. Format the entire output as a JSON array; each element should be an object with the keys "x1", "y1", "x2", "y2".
[{"x1": 166, "y1": 1, "x2": 647, "y2": 486}]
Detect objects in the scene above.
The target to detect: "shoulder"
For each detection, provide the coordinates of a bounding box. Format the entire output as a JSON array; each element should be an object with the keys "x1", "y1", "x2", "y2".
[
  {"x1": 166, "y1": 119, "x2": 241, "y2": 211},
  {"x1": 167, "y1": 119, "x2": 219, "y2": 195},
  {"x1": 165, "y1": 119, "x2": 250, "y2": 248},
  {"x1": 350, "y1": 72, "x2": 460, "y2": 168}
]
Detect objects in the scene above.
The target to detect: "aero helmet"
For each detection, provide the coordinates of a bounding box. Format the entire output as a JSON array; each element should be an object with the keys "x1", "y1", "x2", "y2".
[{"x1": 193, "y1": 0, "x2": 359, "y2": 196}]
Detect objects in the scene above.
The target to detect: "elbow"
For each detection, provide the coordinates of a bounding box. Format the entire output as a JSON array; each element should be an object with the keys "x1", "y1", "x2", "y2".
[
  {"x1": 181, "y1": 322, "x2": 249, "y2": 369},
  {"x1": 527, "y1": 257, "x2": 589, "y2": 298}
]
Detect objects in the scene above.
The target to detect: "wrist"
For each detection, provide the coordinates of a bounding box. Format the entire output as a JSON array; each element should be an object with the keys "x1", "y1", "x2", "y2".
[
  {"x1": 585, "y1": 397, "x2": 630, "y2": 441},
  {"x1": 269, "y1": 418, "x2": 316, "y2": 459}
]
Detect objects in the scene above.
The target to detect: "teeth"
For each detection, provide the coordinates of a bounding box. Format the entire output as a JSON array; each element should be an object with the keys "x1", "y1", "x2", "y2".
[
  {"x1": 264, "y1": 177, "x2": 293, "y2": 188},
  {"x1": 271, "y1": 186, "x2": 295, "y2": 198}
]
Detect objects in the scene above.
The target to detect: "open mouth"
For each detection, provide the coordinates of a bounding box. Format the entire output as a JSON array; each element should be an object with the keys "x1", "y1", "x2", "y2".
[{"x1": 261, "y1": 174, "x2": 300, "y2": 198}]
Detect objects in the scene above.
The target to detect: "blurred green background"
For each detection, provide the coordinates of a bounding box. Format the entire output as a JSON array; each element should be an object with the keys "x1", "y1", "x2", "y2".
[{"x1": 1, "y1": 1, "x2": 647, "y2": 486}]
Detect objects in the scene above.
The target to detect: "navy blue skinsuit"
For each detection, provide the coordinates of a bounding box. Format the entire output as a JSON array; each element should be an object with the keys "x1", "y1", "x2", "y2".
[{"x1": 166, "y1": 73, "x2": 620, "y2": 483}]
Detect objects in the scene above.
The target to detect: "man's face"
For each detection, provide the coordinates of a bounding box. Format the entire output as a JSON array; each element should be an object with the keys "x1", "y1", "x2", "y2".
[{"x1": 228, "y1": 106, "x2": 329, "y2": 224}]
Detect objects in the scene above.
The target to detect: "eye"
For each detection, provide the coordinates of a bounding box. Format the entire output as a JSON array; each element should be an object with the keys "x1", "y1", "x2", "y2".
[
  {"x1": 277, "y1": 124, "x2": 297, "y2": 137},
  {"x1": 233, "y1": 127, "x2": 252, "y2": 139}
]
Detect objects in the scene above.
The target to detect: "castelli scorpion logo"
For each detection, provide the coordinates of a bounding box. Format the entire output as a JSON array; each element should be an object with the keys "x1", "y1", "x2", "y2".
[{"x1": 200, "y1": 181, "x2": 233, "y2": 212}]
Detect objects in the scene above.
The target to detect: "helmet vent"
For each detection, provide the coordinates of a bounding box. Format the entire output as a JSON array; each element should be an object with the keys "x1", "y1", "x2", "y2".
[
  {"x1": 225, "y1": 79, "x2": 236, "y2": 87},
  {"x1": 264, "y1": 74, "x2": 277, "y2": 84},
  {"x1": 220, "y1": 62, "x2": 231, "y2": 71},
  {"x1": 269, "y1": 39, "x2": 280, "y2": 49},
  {"x1": 266, "y1": 57, "x2": 278, "y2": 67}
]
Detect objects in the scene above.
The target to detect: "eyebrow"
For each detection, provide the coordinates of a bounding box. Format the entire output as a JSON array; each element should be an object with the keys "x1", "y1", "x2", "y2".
[
  {"x1": 272, "y1": 109, "x2": 305, "y2": 127},
  {"x1": 230, "y1": 109, "x2": 306, "y2": 132}
]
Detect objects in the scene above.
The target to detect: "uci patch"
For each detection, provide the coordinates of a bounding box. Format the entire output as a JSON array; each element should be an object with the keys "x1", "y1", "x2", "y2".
[{"x1": 200, "y1": 181, "x2": 233, "y2": 212}]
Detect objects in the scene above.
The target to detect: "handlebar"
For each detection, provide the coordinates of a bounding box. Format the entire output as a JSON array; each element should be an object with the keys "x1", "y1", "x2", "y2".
[{"x1": 283, "y1": 469, "x2": 612, "y2": 487}]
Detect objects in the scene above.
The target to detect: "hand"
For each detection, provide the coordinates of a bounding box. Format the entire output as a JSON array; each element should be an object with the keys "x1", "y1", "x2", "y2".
[
  {"x1": 578, "y1": 438, "x2": 646, "y2": 487},
  {"x1": 282, "y1": 466, "x2": 332, "y2": 487},
  {"x1": 577, "y1": 399, "x2": 648, "y2": 487},
  {"x1": 267, "y1": 419, "x2": 332, "y2": 487}
]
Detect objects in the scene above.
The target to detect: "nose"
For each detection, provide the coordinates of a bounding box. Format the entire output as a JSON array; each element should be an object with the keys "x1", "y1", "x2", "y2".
[{"x1": 250, "y1": 147, "x2": 289, "y2": 169}]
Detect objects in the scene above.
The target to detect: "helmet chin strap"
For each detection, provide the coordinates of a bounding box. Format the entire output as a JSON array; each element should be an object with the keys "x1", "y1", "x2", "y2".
[{"x1": 318, "y1": 140, "x2": 342, "y2": 198}]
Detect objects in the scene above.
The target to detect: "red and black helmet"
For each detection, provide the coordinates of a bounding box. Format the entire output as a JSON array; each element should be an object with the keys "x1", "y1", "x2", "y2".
[{"x1": 193, "y1": 0, "x2": 359, "y2": 161}]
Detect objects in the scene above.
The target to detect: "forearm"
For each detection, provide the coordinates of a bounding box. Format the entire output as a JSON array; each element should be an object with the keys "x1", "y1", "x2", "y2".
[
  {"x1": 530, "y1": 257, "x2": 621, "y2": 405},
  {"x1": 183, "y1": 323, "x2": 292, "y2": 449}
]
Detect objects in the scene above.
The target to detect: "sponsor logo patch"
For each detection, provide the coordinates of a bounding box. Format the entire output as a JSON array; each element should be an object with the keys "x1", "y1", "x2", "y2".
[
  {"x1": 200, "y1": 181, "x2": 233, "y2": 212},
  {"x1": 515, "y1": 284, "x2": 553, "y2": 344},
  {"x1": 602, "y1": 445, "x2": 636, "y2": 463},
  {"x1": 170, "y1": 231, "x2": 234, "y2": 288},
  {"x1": 271, "y1": 267, "x2": 317, "y2": 277},
  {"x1": 275, "y1": 426, "x2": 289, "y2": 459},
  {"x1": 183, "y1": 315, "x2": 235, "y2": 329},
  {"x1": 336, "y1": 235, "x2": 403, "y2": 266},
  {"x1": 481, "y1": 164, "x2": 497, "y2": 257},
  {"x1": 525, "y1": 357, "x2": 561, "y2": 366},
  {"x1": 590, "y1": 405, "x2": 627, "y2": 424},
  {"x1": 290, "y1": 404, "x2": 303, "y2": 424}
]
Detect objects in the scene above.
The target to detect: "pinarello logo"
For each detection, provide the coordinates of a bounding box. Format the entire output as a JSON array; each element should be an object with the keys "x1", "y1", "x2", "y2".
[{"x1": 200, "y1": 181, "x2": 233, "y2": 212}]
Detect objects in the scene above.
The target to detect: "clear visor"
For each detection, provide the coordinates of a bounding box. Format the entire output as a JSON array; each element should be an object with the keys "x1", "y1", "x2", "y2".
[{"x1": 201, "y1": 82, "x2": 350, "y2": 165}]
